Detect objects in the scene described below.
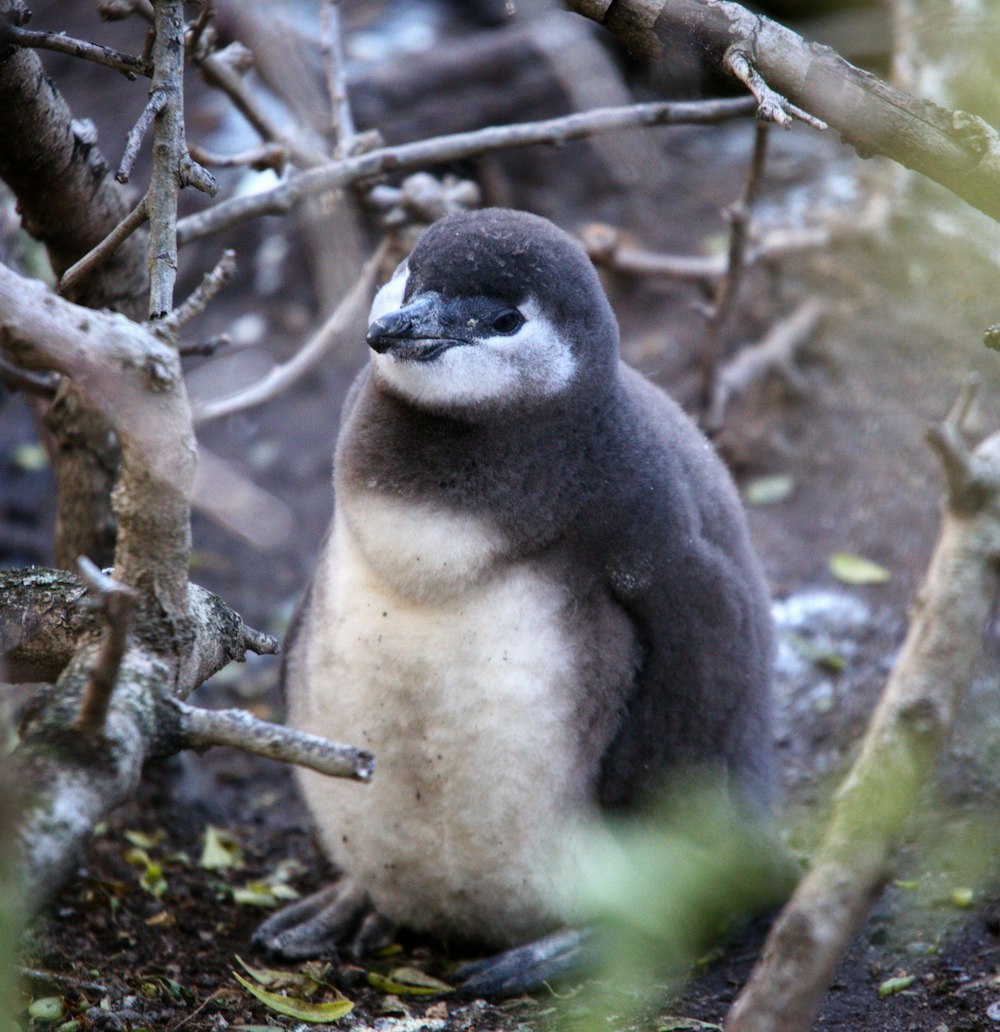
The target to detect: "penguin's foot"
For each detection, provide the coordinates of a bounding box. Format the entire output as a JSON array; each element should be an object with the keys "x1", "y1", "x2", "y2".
[
  {"x1": 453, "y1": 927, "x2": 596, "y2": 998},
  {"x1": 252, "y1": 878, "x2": 395, "y2": 959}
]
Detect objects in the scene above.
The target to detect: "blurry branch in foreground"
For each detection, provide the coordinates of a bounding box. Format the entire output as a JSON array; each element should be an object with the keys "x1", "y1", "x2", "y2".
[{"x1": 726, "y1": 379, "x2": 1000, "y2": 1032}]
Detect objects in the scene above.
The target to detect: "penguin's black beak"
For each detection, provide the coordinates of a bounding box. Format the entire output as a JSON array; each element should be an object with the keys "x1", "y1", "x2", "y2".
[{"x1": 367, "y1": 293, "x2": 457, "y2": 362}]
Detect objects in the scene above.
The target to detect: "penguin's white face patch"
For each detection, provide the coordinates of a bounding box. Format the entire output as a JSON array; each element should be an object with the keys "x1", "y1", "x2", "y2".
[
  {"x1": 370, "y1": 295, "x2": 577, "y2": 409},
  {"x1": 368, "y1": 258, "x2": 409, "y2": 324}
]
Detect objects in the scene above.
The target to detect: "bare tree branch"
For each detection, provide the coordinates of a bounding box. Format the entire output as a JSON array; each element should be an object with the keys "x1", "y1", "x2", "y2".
[
  {"x1": 98, "y1": 0, "x2": 154, "y2": 23},
  {"x1": 190, "y1": 447, "x2": 295, "y2": 551},
  {"x1": 0, "y1": 22, "x2": 151, "y2": 79},
  {"x1": 582, "y1": 223, "x2": 724, "y2": 284},
  {"x1": 704, "y1": 298, "x2": 824, "y2": 432},
  {"x1": 167, "y1": 699, "x2": 374, "y2": 782},
  {"x1": 566, "y1": 0, "x2": 1000, "y2": 225},
  {"x1": 0, "y1": 568, "x2": 273, "y2": 685},
  {"x1": 192, "y1": 241, "x2": 386, "y2": 424},
  {"x1": 723, "y1": 46, "x2": 827, "y2": 130},
  {"x1": 0, "y1": 0, "x2": 151, "y2": 568},
  {"x1": 196, "y1": 42, "x2": 326, "y2": 170},
  {"x1": 320, "y1": 0, "x2": 355, "y2": 153},
  {"x1": 726, "y1": 394, "x2": 1000, "y2": 1032},
  {"x1": 700, "y1": 122, "x2": 770, "y2": 412},
  {"x1": 57, "y1": 197, "x2": 149, "y2": 308},
  {"x1": 188, "y1": 140, "x2": 288, "y2": 174},
  {"x1": 73, "y1": 557, "x2": 138, "y2": 737},
  {"x1": 162, "y1": 248, "x2": 236, "y2": 333},
  {"x1": 146, "y1": 0, "x2": 216, "y2": 320},
  {"x1": 178, "y1": 332, "x2": 231, "y2": 357},
  {"x1": 177, "y1": 96, "x2": 756, "y2": 244},
  {"x1": 0, "y1": 262, "x2": 193, "y2": 617},
  {"x1": 116, "y1": 86, "x2": 167, "y2": 183}
]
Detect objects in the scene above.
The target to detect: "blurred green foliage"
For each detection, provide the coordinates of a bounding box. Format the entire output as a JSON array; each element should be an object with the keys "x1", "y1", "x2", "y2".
[
  {"x1": 565, "y1": 776, "x2": 798, "y2": 1027},
  {"x1": 0, "y1": 757, "x2": 22, "y2": 1031}
]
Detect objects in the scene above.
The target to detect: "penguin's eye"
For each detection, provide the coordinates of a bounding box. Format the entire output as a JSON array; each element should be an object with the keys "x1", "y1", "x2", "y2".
[{"x1": 491, "y1": 310, "x2": 524, "y2": 335}]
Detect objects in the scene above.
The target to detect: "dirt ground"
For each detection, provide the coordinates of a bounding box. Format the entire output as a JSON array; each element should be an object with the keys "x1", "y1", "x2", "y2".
[{"x1": 7, "y1": 2, "x2": 1000, "y2": 1030}]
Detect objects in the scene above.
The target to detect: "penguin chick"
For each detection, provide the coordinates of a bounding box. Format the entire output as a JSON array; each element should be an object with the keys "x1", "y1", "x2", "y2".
[{"x1": 255, "y1": 208, "x2": 776, "y2": 992}]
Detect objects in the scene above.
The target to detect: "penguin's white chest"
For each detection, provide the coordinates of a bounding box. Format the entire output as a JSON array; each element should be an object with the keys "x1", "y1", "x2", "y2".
[{"x1": 292, "y1": 491, "x2": 589, "y2": 945}]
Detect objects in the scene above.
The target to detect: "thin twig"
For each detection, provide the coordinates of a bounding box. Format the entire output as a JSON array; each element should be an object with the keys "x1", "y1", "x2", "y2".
[
  {"x1": 193, "y1": 241, "x2": 387, "y2": 424},
  {"x1": 145, "y1": 0, "x2": 216, "y2": 320},
  {"x1": 0, "y1": 354, "x2": 58, "y2": 396},
  {"x1": 583, "y1": 221, "x2": 841, "y2": 287},
  {"x1": 188, "y1": 140, "x2": 288, "y2": 174},
  {"x1": 320, "y1": 0, "x2": 355, "y2": 152},
  {"x1": 98, "y1": 0, "x2": 155, "y2": 22},
  {"x1": 197, "y1": 43, "x2": 325, "y2": 169},
  {"x1": 582, "y1": 224, "x2": 725, "y2": 284},
  {"x1": 704, "y1": 298, "x2": 824, "y2": 432},
  {"x1": 57, "y1": 195, "x2": 149, "y2": 299},
  {"x1": 185, "y1": 0, "x2": 214, "y2": 55},
  {"x1": 177, "y1": 96, "x2": 757, "y2": 245},
  {"x1": 74, "y1": 558, "x2": 138, "y2": 738},
  {"x1": 0, "y1": 24, "x2": 151, "y2": 79},
  {"x1": 723, "y1": 46, "x2": 828, "y2": 130},
  {"x1": 161, "y1": 248, "x2": 236, "y2": 333},
  {"x1": 166, "y1": 990, "x2": 226, "y2": 1032},
  {"x1": 168, "y1": 698, "x2": 375, "y2": 781},
  {"x1": 178, "y1": 333, "x2": 231, "y2": 358},
  {"x1": 17, "y1": 966, "x2": 110, "y2": 994},
  {"x1": 116, "y1": 87, "x2": 168, "y2": 183},
  {"x1": 700, "y1": 122, "x2": 771, "y2": 414}
]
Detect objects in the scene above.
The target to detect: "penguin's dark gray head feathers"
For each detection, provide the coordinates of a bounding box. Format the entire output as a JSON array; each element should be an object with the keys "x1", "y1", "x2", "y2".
[{"x1": 366, "y1": 209, "x2": 619, "y2": 412}]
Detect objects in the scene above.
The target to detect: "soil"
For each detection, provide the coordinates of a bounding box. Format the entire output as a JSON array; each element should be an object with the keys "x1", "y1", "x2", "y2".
[{"x1": 6, "y1": 2, "x2": 1000, "y2": 1030}]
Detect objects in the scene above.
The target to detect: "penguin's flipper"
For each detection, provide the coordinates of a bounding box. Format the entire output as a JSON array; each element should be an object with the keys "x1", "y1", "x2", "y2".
[
  {"x1": 453, "y1": 927, "x2": 596, "y2": 998},
  {"x1": 252, "y1": 878, "x2": 392, "y2": 959}
]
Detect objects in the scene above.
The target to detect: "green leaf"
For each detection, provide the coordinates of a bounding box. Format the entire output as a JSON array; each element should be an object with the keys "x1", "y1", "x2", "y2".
[
  {"x1": 744, "y1": 475, "x2": 794, "y2": 507},
  {"x1": 367, "y1": 968, "x2": 454, "y2": 996},
  {"x1": 201, "y1": 825, "x2": 243, "y2": 870},
  {"x1": 951, "y1": 887, "x2": 974, "y2": 908},
  {"x1": 233, "y1": 973, "x2": 353, "y2": 1023},
  {"x1": 124, "y1": 848, "x2": 167, "y2": 898},
  {"x1": 878, "y1": 974, "x2": 916, "y2": 997},
  {"x1": 28, "y1": 997, "x2": 65, "y2": 1022},
  {"x1": 829, "y1": 552, "x2": 891, "y2": 586}
]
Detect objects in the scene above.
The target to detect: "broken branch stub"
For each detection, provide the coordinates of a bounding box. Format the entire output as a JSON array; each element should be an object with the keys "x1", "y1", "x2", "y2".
[{"x1": 73, "y1": 558, "x2": 138, "y2": 737}]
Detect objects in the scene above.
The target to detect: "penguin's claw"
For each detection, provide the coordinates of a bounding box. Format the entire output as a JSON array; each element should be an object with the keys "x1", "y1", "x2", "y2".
[
  {"x1": 453, "y1": 927, "x2": 596, "y2": 998},
  {"x1": 253, "y1": 878, "x2": 391, "y2": 959}
]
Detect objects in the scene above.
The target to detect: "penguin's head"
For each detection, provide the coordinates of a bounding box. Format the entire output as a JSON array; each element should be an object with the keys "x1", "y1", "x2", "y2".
[{"x1": 366, "y1": 208, "x2": 619, "y2": 412}]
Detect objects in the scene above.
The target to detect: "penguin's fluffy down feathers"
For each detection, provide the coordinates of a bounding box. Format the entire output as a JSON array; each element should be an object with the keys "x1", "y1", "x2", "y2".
[{"x1": 283, "y1": 209, "x2": 775, "y2": 947}]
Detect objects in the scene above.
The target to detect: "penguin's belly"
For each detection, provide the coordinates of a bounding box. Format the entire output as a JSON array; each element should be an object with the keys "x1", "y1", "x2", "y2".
[{"x1": 291, "y1": 497, "x2": 589, "y2": 946}]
